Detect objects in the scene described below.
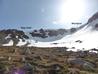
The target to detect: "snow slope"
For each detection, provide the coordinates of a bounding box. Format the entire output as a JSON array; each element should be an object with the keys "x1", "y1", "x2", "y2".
[{"x1": 30, "y1": 19, "x2": 98, "y2": 51}]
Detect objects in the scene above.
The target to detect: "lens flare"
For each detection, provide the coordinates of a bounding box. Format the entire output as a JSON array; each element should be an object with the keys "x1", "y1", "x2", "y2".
[{"x1": 58, "y1": 0, "x2": 86, "y2": 24}]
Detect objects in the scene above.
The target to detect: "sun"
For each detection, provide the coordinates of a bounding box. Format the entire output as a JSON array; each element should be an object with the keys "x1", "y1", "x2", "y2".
[{"x1": 58, "y1": 0, "x2": 86, "y2": 24}]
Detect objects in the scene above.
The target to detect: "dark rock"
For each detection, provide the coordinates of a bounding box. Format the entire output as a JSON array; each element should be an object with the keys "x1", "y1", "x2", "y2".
[
  {"x1": 68, "y1": 58, "x2": 96, "y2": 71},
  {"x1": 23, "y1": 63, "x2": 35, "y2": 74},
  {"x1": 88, "y1": 12, "x2": 98, "y2": 23}
]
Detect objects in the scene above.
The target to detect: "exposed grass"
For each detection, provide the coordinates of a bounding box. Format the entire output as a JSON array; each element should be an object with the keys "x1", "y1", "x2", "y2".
[{"x1": 0, "y1": 46, "x2": 98, "y2": 74}]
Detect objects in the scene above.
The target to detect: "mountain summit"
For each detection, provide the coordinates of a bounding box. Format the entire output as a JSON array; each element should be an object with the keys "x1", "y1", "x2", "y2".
[{"x1": 88, "y1": 12, "x2": 98, "y2": 24}]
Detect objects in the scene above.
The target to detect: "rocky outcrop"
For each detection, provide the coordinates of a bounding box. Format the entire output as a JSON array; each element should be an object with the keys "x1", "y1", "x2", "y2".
[
  {"x1": 88, "y1": 12, "x2": 98, "y2": 24},
  {"x1": 68, "y1": 58, "x2": 96, "y2": 71}
]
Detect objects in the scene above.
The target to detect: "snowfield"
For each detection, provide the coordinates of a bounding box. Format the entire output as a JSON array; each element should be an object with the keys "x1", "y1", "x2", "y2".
[{"x1": 22, "y1": 19, "x2": 98, "y2": 52}]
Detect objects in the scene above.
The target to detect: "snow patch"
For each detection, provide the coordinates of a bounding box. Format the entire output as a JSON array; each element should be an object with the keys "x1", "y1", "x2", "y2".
[
  {"x1": 16, "y1": 39, "x2": 27, "y2": 46},
  {"x1": 2, "y1": 40, "x2": 13, "y2": 46},
  {"x1": 5, "y1": 34, "x2": 11, "y2": 39}
]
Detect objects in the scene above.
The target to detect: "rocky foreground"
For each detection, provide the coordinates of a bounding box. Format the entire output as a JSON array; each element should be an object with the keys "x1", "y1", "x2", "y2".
[{"x1": 0, "y1": 46, "x2": 98, "y2": 74}]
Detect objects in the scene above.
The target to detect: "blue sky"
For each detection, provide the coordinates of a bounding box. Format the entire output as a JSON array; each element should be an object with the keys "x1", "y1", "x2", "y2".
[{"x1": 0, "y1": 0, "x2": 98, "y2": 30}]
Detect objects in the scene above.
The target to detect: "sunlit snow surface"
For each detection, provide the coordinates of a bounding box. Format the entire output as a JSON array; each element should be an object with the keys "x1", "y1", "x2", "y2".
[{"x1": 28, "y1": 19, "x2": 98, "y2": 51}]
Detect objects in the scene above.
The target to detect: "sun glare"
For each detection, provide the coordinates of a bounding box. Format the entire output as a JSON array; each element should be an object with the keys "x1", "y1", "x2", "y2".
[{"x1": 58, "y1": 0, "x2": 86, "y2": 24}]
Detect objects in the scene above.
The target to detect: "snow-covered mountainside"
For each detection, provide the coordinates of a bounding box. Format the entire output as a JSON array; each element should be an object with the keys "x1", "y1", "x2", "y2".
[
  {"x1": 1, "y1": 12, "x2": 98, "y2": 51},
  {"x1": 0, "y1": 28, "x2": 77, "y2": 46}
]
